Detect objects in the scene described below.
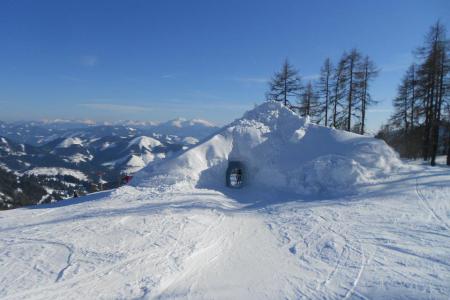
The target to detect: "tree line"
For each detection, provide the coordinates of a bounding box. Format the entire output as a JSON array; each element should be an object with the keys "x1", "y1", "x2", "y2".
[
  {"x1": 377, "y1": 21, "x2": 449, "y2": 166},
  {"x1": 266, "y1": 49, "x2": 378, "y2": 135}
]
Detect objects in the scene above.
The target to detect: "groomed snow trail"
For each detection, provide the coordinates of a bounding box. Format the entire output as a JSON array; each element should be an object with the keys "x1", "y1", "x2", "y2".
[{"x1": 0, "y1": 162, "x2": 450, "y2": 299}]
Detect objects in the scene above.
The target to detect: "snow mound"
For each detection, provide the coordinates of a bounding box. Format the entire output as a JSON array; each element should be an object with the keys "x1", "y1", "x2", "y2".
[{"x1": 133, "y1": 102, "x2": 401, "y2": 196}]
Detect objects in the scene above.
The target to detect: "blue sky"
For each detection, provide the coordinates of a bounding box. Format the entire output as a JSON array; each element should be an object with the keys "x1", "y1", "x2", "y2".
[{"x1": 0, "y1": 0, "x2": 449, "y2": 130}]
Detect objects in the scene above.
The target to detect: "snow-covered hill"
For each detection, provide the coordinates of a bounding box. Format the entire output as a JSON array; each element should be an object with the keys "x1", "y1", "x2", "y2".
[
  {"x1": 0, "y1": 116, "x2": 219, "y2": 207},
  {"x1": 0, "y1": 132, "x2": 192, "y2": 208},
  {"x1": 1, "y1": 102, "x2": 449, "y2": 299}
]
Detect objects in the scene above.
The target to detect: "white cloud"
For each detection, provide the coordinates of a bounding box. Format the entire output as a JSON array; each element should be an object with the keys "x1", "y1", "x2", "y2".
[{"x1": 80, "y1": 55, "x2": 98, "y2": 67}]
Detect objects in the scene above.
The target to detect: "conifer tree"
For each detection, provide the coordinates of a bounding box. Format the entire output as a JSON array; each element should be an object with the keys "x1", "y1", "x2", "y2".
[
  {"x1": 390, "y1": 77, "x2": 411, "y2": 131},
  {"x1": 318, "y1": 58, "x2": 333, "y2": 126},
  {"x1": 357, "y1": 56, "x2": 378, "y2": 135},
  {"x1": 331, "y1": 55, "x2": 347, "y2": 128},
  {"x1": 384, "y1": 22, "x2": 449, "y2": 164},
  {"x1": 298, "y1": 81, "x2": 320, "y2": 121},
  {"x1": 266, "y1": 59, "x2": 303, "y2": 107},
  {"x1": 415, "y1": 21, "x2": 449, "y2": 165},
  {"x1": 343, "y1": 49, "x2": 362, "y2": 132}
]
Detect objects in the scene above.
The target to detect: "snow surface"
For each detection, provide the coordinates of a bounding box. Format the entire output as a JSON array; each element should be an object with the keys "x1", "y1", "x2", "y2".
[
  {"x1": 124, "y1": 154, "x2": 153, "y2": 174},
  {"x1": 65, "y1": 153, "x2": 94, "y2": 164},
  {"x1": 100, "y1": 136, "x2": 164, "y2": 173},
  {"x1": 0, "y1": 161, "x2": 449, "y2": 299},
  {"x1": 1, "y1": 103, "x2": 449, "y2": 299},
  {"x1": 181, "y1": 136, "x2": 199, "y2": 145},
  {"x1": 103, "y1": 152, "x2": 163, "y2": 174},
  {"x1": 56, "y1": 137, "x2": 84, "y2": 148},
  {"x1": 25, "y1": 167, "x2": 88, "y2": 181},
  {"x1": 100, "y1": 141, "x2": 116, "y2": 151}
]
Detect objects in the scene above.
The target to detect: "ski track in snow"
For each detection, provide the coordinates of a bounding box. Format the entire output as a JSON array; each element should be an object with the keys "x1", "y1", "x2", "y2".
[
  {"x1": 415, "y1": 177, "x2": 449, "y2": 230},
  {"x1": 0, "y1": 163, "x2": 450, "y2": 299}
]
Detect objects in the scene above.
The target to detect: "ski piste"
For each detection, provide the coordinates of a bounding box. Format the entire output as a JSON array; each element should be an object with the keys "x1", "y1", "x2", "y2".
[{"x1": 1, "y1": 102, "x2": 449, "y2": 299}]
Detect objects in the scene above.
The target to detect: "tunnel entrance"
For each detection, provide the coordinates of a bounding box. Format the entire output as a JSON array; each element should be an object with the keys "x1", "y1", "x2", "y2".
[{"x1": 226, "y1": 161, "x2": 245, "y2": 188}]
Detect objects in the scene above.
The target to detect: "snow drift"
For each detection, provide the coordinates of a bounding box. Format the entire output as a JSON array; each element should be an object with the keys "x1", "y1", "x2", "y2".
[{"x1": 133, "y1": 101, "x2": 401, "y2": 196}]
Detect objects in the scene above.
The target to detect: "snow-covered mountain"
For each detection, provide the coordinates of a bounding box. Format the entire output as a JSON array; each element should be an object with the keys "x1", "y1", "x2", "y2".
[
  {"x1": 1, "y1": 102, "x2": 449, "y2": 299},
  {"x1": 98, "y1": 136, "x2": 170, "y2": 174},
  {"x1": 0, "y1": 132, "x2": 189, "y2": 208},
  {"x1": 0, "y1": 117, "x2": 218, "y2": 208},
  {"x1": 0, "y1": 136, "x2": 93, "y2": 207}
]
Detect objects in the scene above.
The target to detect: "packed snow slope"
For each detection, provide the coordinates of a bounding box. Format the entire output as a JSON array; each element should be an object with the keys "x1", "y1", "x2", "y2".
[
  {"x1": 1, "y1": 160, "x2": 450, "y2": 299},
  {"x1": 1, "y1": 103, "x2": 450, "y2": 299},
  {"x1": 134, "y1": 101, "x2": 400, "y2": 198}
]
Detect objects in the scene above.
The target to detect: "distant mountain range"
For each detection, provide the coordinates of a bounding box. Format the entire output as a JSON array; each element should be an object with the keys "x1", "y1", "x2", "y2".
[
  {"x1": 0, "y1": 118, "x2": 218, "y2": 146},
  {"x1": 0, "y1": 119, "x2": 219, "y2": 209}
]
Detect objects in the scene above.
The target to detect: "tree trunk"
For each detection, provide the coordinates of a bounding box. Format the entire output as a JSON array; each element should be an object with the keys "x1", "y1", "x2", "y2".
[
  {"x1": 332, "y1": 79, "x2": 339, "y2": 127},
  {"x1": 325, "y1": 72, "x2": 330, "y2": 127},
  {"x1": 347, "y1": 60, "x2": 354, "y2": 132},
  {"x1": 332, "y1": 65, "x2": 344, "y2": 128},
  {"x1": 410, "y1": 65, "x2": 416, "y2": 130},
  {"x1": 305, "y1": 92, "x2": 311, "y2": 117},
  {"x1": 429, "y1": 27, "x2": 441, "y2": 166},
  {"x1": 447, "y1": 131, "x2": 450, "y2": 166},
  {"x1": 430, "y1": 119, "x2": 439, "y2": 166},
  {"x1": 431, "y1": 52, "x2": 446, "y2": 166},
  {"x1": 360, "y1": 64, "x2": 369, "y2": 135},
  {"x1": 423, "y1": 88, "x2": 433, "y2": 161},
  {"x1": 284, "y1": 78, "x2": 287, "y2": 106},
  {"x1": 404, "y1": 94, "x2": 409, "y2": 133}
]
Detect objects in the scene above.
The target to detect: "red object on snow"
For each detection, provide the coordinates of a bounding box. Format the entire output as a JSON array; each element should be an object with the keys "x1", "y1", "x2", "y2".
[{"x1": 122, "y1": 175, "x2": 133, "y2": 184}]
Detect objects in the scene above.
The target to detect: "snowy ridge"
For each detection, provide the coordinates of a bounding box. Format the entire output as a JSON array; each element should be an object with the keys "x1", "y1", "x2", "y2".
[
  {"x1": 134, "y1": 101, "x2": 401, "y2": 196},
  {"x1": 127, "y1": 136, "x2": 162, "y2": 150}
]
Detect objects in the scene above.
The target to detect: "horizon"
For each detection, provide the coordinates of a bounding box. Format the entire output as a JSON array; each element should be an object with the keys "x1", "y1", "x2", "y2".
[
  {"x1": 1, "y1": 0, "x2": 449, "y2": 131},
  {"x1": 0, "y1": 116, "x2": 217, "y2": 126}
]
